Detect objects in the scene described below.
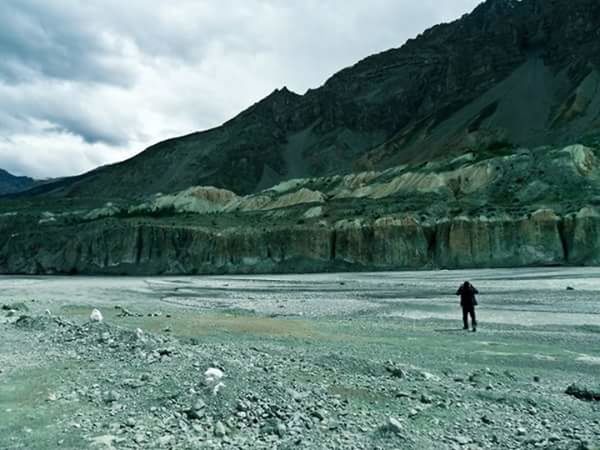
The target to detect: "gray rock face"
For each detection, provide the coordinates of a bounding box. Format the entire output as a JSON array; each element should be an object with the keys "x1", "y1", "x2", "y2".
[
  {"x1": 563, "y1": 208, "x2": 600, "y2": 264},
  {"x1": 435, "y1": 210, "x2": 566, "y2": 268},
  {"x1": 1, "y1": 208, "x2": 598, "y2": 275}
]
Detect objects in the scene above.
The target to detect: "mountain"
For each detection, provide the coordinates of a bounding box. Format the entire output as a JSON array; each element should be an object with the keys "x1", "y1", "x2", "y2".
[
  {"x1": 27, "y1": 0, "x2": 600, "y2": 199},
  {"x1": 3, "y1": 143, "x2": 600, "y2": 274},
  {"x1": 0, "y1": 169, "x2": 35, "y2": 195},
  {"x1": 4, "y1": 0, "x2": 600, "y2": 275}
]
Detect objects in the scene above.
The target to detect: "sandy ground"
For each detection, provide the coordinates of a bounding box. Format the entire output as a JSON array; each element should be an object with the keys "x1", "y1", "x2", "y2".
[{"x1": 1, "y1": 268, "x2": 599, "y2": 449}]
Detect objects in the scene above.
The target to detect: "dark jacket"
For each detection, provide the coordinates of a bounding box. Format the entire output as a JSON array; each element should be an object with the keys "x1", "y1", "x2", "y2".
[{"x1": 456, "y1": 283, "x2": 479, "y2": 307}]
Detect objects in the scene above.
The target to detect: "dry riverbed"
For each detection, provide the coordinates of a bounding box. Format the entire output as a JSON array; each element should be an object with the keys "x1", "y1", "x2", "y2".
[{"x1": 1, "y1": 269, "x2": 600, "y2": 449}]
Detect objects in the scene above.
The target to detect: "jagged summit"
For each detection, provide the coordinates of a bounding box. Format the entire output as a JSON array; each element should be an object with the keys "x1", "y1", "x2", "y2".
[{"x1": 23, "y1": 0, "x2": 600, "y2": 199}]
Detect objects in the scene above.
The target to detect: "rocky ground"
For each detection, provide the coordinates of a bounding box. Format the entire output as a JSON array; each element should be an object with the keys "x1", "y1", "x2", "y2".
[{"x1": 0, "y1": 269, "x2": 599, "y2": 449}]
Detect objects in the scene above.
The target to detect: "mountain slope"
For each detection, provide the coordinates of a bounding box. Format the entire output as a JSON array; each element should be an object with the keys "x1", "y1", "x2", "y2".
[
  {"x1": 0, "y1": 169, "x2": 35, "y2": 195},
  {"x1": 29, "y1": 0, "x2": 600, "y2": 199}
]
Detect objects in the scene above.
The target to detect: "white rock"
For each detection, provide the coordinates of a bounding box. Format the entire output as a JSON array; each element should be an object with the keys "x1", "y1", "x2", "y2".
[
  {"x1": 204, "y1": 367, "x2": 224, "y2": 382},
  {"x1": 90, "y1": 309, "x2": 103, "y2": 322},
  {"x1": 135, "y1": 328, "x2": 144, "y2": 340},
  {"x1": 212, "y1": 381, "x2": 226, "y2": 395},
  {"x1": 214, "y1": 421, "x2": 227, "y2": 437},
  {"x1": 204, "y1": 368, "x2": 225, "y2": 395},
  {"x1": 387, "y1": 417, "x2": 403, "y2": 434}
]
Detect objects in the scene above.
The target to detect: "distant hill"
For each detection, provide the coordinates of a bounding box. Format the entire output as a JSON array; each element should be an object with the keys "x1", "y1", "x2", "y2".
[
  {"x1": 0, "y1": 169, "x2": 35, "y2": 195},
  {"x1": 25, "y1": 0, "x2": 600, "y2": 199}
]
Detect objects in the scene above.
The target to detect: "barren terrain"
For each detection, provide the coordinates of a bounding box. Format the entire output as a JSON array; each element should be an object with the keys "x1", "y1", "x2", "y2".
[{"x1": 1, "y1": 269, "x2": 599, "y2": 449}]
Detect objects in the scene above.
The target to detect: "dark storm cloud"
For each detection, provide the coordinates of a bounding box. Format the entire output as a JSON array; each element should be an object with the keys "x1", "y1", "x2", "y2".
[
  {"x1": 0, "y1": 0, "x2": 482, "y2": 178},
  {"x1": 0, "y1": 0, "x2": 135, "y2": 85}
]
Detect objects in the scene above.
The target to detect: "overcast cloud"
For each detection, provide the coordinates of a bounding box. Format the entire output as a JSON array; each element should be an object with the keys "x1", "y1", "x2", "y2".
[{"x1": 0, "y1": 0, "x2": 481, "y2": 179}]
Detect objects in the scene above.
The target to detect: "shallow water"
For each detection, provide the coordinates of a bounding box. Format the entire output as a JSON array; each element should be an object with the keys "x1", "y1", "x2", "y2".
[{"x1": 1, "y1": 267, "x2": 600, "y2": 326}]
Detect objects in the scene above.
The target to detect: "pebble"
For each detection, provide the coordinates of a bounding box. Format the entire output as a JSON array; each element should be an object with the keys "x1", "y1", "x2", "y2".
[
  {"x1": 387, "y1": 417, "x2": 403, "y2": 435},
  {"x1": 420, "y1": 394, "x2": 433, "y2": 404},
  {"x1": 481, "y1": 415, "x2": 494, "y2": 425},
  {"x1": 125, "y1": 418, "x2": 136, "y2": 428},
  {"x1": 214, "y1": 421, "x2": 227, "y2": 437},
  {"x1": 103, "y1": 390, "x2": 120, "y2": 403},
  {"x1": 453, "y1": 435, "x2": 471, "y2": 445},
  {"x1": 89, "y1": 309, "x2": 103, "y2": 322}
]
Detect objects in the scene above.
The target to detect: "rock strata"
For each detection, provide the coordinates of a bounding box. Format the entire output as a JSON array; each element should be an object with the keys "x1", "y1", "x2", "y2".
[{"x1": 1, "y1": 207, "x2": 600, "y2": 274}]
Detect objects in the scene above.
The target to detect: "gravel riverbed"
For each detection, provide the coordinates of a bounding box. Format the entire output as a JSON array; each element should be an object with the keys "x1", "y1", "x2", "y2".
[{"x1": 1, "y1": 268, "x2": 599, "y2": 449}]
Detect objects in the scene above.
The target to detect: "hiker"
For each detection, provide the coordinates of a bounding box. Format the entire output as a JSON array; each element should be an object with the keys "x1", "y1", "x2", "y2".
[{"x1": 456, "y1": 281, "x2": 478, "y2": 332}]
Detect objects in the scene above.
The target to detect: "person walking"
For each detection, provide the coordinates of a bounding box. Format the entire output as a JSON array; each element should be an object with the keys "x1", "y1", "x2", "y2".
[{"x1": 456, "y1": 281, "x2": 478, "y2": 332}]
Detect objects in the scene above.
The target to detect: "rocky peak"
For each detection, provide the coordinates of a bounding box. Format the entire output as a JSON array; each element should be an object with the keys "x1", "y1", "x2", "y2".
[{"x1": 22, "y1": 0, "x2": 600, "y2": 199}]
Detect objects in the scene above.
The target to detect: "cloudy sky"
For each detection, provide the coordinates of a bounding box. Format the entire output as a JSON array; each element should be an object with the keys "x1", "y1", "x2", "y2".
[{"x1": 0, "y1": 0, "x2": 481, "y2": 179}]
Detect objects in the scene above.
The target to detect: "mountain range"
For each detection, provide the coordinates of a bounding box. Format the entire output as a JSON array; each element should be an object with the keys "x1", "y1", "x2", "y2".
[
  {"x1": 2, "y1": 0, "x2": 600, "y2": 275},
  {"x1": 20, "y1": 0, "x2": 600, "y2": 200}
]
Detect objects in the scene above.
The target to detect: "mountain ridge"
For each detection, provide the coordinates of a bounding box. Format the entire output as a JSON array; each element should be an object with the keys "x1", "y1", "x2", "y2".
[
  {"x1": 16, "y1": 0, "x2": 600, "y2": 200},
  {"x1": 0, "y1": 169, "x2": 36, "y2": 195}
]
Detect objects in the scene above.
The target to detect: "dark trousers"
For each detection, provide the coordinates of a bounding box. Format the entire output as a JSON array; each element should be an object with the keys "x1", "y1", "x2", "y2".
[{"x1": 462, "y1": 306, "x2": 476, "y2": 329}]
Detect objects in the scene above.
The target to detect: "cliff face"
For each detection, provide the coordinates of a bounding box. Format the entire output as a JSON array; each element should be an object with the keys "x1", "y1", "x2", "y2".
[
  {"x1": 20, "y1": 0, "x2": 600, "y2": 200},
  {"x1": 1, "y1": 208, "x2": 599, "y2": 275},
  {"x1": 2, "y1": 142, "x2": 599, "y2": 274}
]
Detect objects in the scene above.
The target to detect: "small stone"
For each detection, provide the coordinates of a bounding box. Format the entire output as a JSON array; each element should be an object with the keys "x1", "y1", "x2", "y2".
[
  {"x1": 125, "y1": 418, "x2": 136, "y2": 428},
  {"x1": 236, "y1": 400, "x2": 248, "y2": 411},
  {"x1": 186, "y1": 408, "x2": 204, "y2": 420},
  {"x1": 277, "y1": 423, "x2": 287, "y2": 437},
  {"x1": 453, "y1": 435, "x2": 471, "y2": 445},
  {"x1": 157, "y1": 435, "x2": 171, "y2": 446},
  {"x1": 311, "y1": 409, "x2": 326, "y2": 421},
  {"x1": 214, "y1": 421, "x2": 227, "y2": 437},
  {"x1": 420, "y1": 394, "x2": 433, "y2": 404},
  {"x1": 533, "y1": 376, "x2": 541, "y2": 383},
  {"x1": 517, "y1": 427, "x2": 527, "y2": 436},
  {"x1": 133, "y1": 434, "x2": 145, "y2": 444},
  {"x1": 103, "y1": 390, "x2": 120, "y2": 403},
  {"x1": 481, "y1": 415, "x2": 494, "y2": 425},
  {"x1": 90, "y1": 309, "x2": 103, "y2": 322},
  {"x1": 387, "y1": 417, "x2": 403, "y2": 434},
  {"x1": 193, "y1": 399, "x2": 206, "y2": 411},
  {"x1": 204, "y1": 368, "x2": 224, "y2": 383}
]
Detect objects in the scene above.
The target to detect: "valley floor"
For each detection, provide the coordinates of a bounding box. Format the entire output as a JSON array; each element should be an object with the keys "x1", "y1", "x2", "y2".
[{"x1": 1, "y1": 269, "x2": 599, "y2": 449}]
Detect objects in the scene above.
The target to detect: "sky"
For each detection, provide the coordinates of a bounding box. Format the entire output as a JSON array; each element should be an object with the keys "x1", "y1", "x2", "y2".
[{"x1": 0, "y1": 0, "x2": 481, "y2": 179}]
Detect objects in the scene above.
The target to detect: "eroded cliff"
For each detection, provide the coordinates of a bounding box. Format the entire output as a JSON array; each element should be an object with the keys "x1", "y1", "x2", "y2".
[
  {"x1": 1, "y1": 144, "x2": 600, "y2": 274},
  {"x1": 1, "y1": 207, "x2": 599, "y2": 275}
]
